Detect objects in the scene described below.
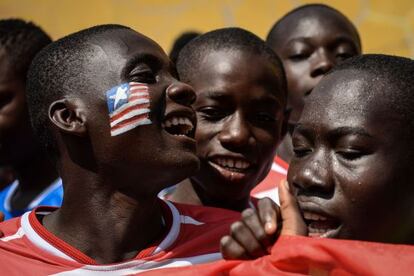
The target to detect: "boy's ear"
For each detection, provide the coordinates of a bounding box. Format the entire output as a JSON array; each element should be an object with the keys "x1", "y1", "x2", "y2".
[
  {"x1": 281, "y1": 107, "x2": 292, "y2": 138},
  {"x1": 49, "y1": 99, "x2": 87, "y2": 136}
]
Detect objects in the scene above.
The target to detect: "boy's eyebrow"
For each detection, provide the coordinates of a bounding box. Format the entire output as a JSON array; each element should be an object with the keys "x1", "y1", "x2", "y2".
[
  {"x1": 248, "y1": 96, "x2": 283, "y2": 109},
  {"x1": 201, "y1": 91, "x2": 282, "y2": 108},
  {"x1": 285, "y1": 35, "x2": 358, "y2": 48},
  {"x1": 329, "y1": 36, "x2": 359, "y2": 48},
  {"x1": 294, "y1": 124, "x2": 314, "y2": 139},
  {"x1": 329, "y1": 126, "x2": 373, "y2": 138},
  {"x1": 294, "y1": 125, "x2": 373, "y2": 139},
  {"x1": 122, "y1": 53, "x2": 163, "y2": 77},
  {"x1": 203, "y1": 90, "x2": 231, "y2": 100}
]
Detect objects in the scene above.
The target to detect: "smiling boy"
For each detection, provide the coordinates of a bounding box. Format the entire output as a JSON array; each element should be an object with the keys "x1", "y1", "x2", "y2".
[
  {"x1": 0, "y1": 24, "x2": 240, "y2": 274},
  {"x1": 169, "y1": 28, "x2": 288, "y2": 212}
]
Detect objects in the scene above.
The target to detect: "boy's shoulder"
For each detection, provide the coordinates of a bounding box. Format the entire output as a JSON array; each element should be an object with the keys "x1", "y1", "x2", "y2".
[{"x1": 0, "y1": 209, "x2": 81, "y2": 275}]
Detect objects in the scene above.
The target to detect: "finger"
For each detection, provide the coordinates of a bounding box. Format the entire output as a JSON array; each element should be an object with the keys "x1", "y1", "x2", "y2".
[
  {"x1": 230, "y1": 221, "x2": 268, "y2": 258},
  {"x1": 220, "y1": 235, "x2": 250, "y2": 260},
  {"x1": 257, "y1": 197, "x2": 280, "y2": 235},
  {"x1": 279, "y1": 180, "x2": 307, "y2": 236},
  {"x1": 241, "y1": 208, "x2": 271, "y2": 249},
  {"x1": 0, "y1": 211, "x2": 4, "y2": 222}
]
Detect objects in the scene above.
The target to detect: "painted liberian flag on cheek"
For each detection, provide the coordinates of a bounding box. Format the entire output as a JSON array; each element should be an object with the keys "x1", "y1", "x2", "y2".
[{"x1": 106, "y1": 82, "x2": 152, "y2": 136}]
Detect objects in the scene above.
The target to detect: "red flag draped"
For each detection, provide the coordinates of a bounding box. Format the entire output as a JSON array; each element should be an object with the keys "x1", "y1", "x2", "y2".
[{"x1": 139, "y1": 235, "x2": 414, "y2": 276}]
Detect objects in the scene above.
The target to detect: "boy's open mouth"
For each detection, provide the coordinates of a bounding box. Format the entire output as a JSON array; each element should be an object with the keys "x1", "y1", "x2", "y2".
[
  {"x1": 303, "y1": 211, "x2": 341, "y2": 238},
  {"x1": 209, "y1": 156, "x2": 252, "y2": 181},
  {"x1": 162, "y1": 115, "x2": 194, "y2": 137}
]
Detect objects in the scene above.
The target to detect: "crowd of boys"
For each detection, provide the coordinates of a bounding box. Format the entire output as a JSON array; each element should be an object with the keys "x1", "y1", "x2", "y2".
[{"x1": 0, "y1": 3, "x2": 413, "y2": 275}]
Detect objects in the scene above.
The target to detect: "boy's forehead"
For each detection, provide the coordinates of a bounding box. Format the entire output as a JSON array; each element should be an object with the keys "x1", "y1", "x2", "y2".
[
  {"x1": 197, "y1": 49, "x2": 283, "y2": 92},
  {"x1": 304, "y1": 70, "x2": 386, "y2": 121},
  {"x1": 91, "y1": 29, "x2": 164, "y2": 59},
  {"x1": 273, "y1": 10, "x2": 358, "y2": 45}
]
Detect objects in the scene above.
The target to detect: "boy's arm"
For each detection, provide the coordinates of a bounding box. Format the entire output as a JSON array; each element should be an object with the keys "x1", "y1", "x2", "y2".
[{"x1": 220, "y1": 181, "x2": 307, "y2": 260}]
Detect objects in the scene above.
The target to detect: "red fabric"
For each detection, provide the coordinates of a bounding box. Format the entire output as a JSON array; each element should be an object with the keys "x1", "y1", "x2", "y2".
[
  {"x1": 140, "y1": 235, "x2": 414, "y2": 276},
  {"x1": 0, "y1": 202, "x2": 240, "y2": 275}
]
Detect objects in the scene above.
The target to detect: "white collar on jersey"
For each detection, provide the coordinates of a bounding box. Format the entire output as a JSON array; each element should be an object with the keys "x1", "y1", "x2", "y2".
[
  {"x1": 4, "y1": 178, "x2": 62, "y2": 212},
  {"x1": 20, "y1": 200, "x2": 204, "y2": 262}
]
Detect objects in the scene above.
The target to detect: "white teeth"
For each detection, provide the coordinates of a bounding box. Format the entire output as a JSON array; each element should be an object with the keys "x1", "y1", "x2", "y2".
[
  {"x1": 162, "y1": 116, "x2": 194, "y2": 135},
  {"x1": 303, "y1": 212, "x2": 327, "y2": 221},
  {"x1": 214, "y1": 158, "x2": 250, "y2": 170},
  {"x1": 172, "y1": 117, "x2": 178, "y2": 125}
]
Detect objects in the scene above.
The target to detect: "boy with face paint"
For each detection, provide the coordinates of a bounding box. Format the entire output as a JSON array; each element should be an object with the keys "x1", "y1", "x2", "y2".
[
  {"x1": 168, "y1": 28, "x2": 288, "y2": 212},
  {"x1": 221, "y1": 54, "x2": 414, "y2": 260},
  {"x1": 0, "y1": 24, "x2": 241, "y2": 274},
  {"x1": 0, "y1": 19, "x2": 63, "y2": 220},
  {"x1": 254, "y1": 4, "x2": 362, "y2": 199}
]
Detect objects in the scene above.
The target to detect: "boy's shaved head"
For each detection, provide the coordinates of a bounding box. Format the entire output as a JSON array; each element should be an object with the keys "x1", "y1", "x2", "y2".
[
  {"x1": 266, "y1": 4, "x2": 361, "y2": 50},
  {"x1": 26, "y1": 24, "x2": 130, "y2": 158},
  {"x1": 177, "y1": 27, "x2": 286, "y2": 97},
  {"x1": 326, "y1": 54, "x2": 414, "y2": 130},
  {"x1": 0, "y1": 19, "x2": 51, "y2": 77}
]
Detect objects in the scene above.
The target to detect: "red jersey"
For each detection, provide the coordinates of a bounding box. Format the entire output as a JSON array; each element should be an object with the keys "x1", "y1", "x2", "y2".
[
  {"x1": 140, "y1": 235, "x2": 414, "y2": 276},
  {"x1": 0, "y1": 200, "x2": 240, "y2": 275},
  {"x1": 251, "y1": 156, "x2": 288, "y2": 203}
]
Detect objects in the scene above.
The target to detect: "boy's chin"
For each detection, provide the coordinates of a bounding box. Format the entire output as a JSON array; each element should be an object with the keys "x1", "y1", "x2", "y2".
[{"x1": 164, "y1": 153, "x2": 200, "y2": 183}]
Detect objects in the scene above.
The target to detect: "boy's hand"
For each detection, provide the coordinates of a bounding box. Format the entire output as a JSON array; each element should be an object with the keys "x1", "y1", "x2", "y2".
[{"x1": 220, "y1": 180, "x2": 307, "y2": 260}]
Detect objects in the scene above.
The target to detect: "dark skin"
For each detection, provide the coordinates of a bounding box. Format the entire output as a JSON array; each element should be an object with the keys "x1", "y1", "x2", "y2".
[
  {"x1": 171, "y1": 49, "x2": 287, "y2": 212},
  {"x1": 0, "y1": 50, "x2": 58, "y2": 209},
  {"x1": 41, "y1": 28, "x2": 199, "y2": 264},
  {"x1": 222, "y1": 69, "x2": 414, "y2": 259},
  {"x1": 268, "y1": 8, "x2": 361, "y2": 162},
  {"x1": 290, "y1": 71, "x2": 414, "y2": 243}
]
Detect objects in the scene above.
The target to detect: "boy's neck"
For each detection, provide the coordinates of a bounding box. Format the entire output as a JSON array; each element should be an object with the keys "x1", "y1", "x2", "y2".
[
  {"x1": 171, "y1": 178, "x2": 252, "y2": 212},
  {"x1": 193, "y1": 179, "x2": 251, "y2": 212},
  {"x1": 169, "y1": 178, "x2": 203, "y2": 205},
  {"x1": 42, "y1": 169, "x2": 166, "y2": 264}
]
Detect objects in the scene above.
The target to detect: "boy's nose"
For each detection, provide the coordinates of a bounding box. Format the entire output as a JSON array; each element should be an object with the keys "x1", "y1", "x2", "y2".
[
  {"x1": 291, "y1": 152, "x2": 334, "y2": 198},
  {"x1": 218, "y1": 112, "x2": 255, "y2": 150},
  {"x1": 310, "y1": 50, "x2": 334, "y2": 78},
  {"x1": 166, "y1": 81, "x2": 196, "y2": 106}
]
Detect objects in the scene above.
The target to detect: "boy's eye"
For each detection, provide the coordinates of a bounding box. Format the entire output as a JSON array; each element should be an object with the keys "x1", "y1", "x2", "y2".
[
  {"x1": 255, "y1": 112, "x2": 276, "y2": 123},
  {"x1": 293, "y1": 147, "x2": 312, "y2": 158},
  {"x1": 289, "y1": 53, "x2": 310, "y2": 61},
  {"x1": 292, "y1": 134, "x2": 312, "y2": 158},
  {"x1": 130, "y1": 70, "x2": 156, "y2": 84},
  {"x1": 336, "y1": 149, "x2": 365, "y2": 161},
  {"x1": 336, "y1": 52, "x2": 354, "y2": 61},
  {"x1": 198, "y1": 107, "x2": 228, "y2": 121}
]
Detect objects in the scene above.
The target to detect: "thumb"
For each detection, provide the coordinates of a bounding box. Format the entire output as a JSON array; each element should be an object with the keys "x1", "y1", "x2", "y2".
[{"x1": 279, "y1": 180, "x2": 307, "y2": 236}]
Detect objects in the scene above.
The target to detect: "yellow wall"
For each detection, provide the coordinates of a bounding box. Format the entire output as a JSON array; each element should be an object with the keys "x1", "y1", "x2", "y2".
[{"x1": 0, "y1": 0, "x2": 413, "y2": 57}]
